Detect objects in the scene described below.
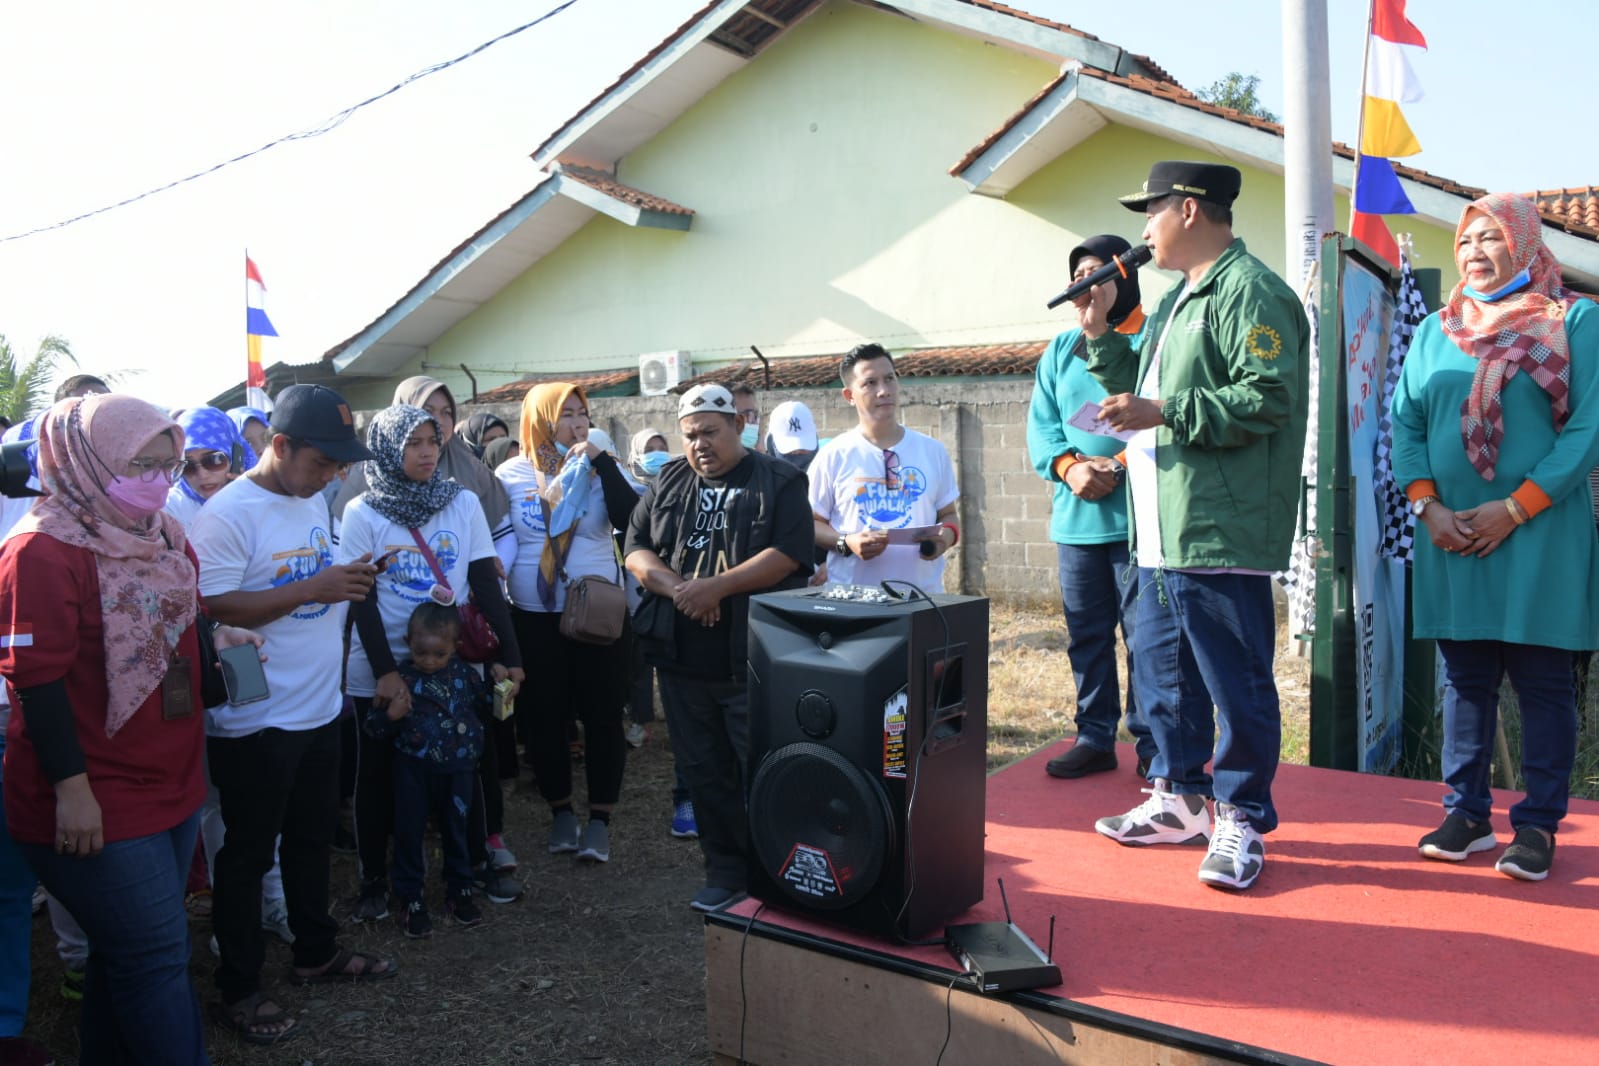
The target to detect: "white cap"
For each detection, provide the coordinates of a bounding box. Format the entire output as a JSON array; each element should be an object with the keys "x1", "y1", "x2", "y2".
[
  {"x1": 767, "y1": 400, "x2": 817, "y2": 454},
  {"x1": 677, "y1": 383, "x2": 736, "y2": 421},
  {"x1": 585, "y1": 428, "x2": 618, "y2": 456}
]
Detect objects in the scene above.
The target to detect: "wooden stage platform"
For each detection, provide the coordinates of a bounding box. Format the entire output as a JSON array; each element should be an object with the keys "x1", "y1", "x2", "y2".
[{"x1": 704, "y1": 744, "x2": 1599, "y2": 1065}]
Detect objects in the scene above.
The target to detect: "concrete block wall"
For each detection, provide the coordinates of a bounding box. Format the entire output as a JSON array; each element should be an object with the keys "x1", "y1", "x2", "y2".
[{"x1": 434, "y1": 378, "x2": 1061, "y2": 606}]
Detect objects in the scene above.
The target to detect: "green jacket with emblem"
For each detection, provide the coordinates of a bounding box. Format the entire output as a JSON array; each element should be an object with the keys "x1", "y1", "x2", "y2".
[{"x1": 1084, "y1": 238, "x2": 1308, "y2": 571}]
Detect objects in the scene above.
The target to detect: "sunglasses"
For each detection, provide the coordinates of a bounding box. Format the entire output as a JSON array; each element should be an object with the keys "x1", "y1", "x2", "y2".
[{"x1": 181, "y1": 451, "x2": 232, "y2": 476}]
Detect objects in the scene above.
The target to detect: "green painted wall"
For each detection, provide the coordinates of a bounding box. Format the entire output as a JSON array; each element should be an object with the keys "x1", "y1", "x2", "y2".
[{"x1": 348, "y1": 0, "x2": 1462, "y2": 408}]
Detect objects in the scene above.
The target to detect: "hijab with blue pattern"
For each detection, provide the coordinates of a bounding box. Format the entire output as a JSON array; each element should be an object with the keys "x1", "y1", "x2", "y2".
[{"x1": 173, "y1": 406, "x2": 256, "y2": 505}]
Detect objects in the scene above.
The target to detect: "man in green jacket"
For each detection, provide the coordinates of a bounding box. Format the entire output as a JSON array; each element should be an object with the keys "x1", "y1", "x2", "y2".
[{"x1": 1077, "y1": 161, "x2": 1308, "y2": 891}]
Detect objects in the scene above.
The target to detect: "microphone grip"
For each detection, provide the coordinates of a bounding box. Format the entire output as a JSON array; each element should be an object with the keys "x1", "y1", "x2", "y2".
[{"x1": 1045, "y1": 244, "x2": 1151, "y2": 310}]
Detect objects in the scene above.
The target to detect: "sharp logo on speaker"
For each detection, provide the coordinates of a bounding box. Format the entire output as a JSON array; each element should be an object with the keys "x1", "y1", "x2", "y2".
[
  {"x1": 882, "y1": 688, "x2": 908, "y2": 779},
  {"x1": 780, "y1": 843, "x2": 842, "y2": 899}
]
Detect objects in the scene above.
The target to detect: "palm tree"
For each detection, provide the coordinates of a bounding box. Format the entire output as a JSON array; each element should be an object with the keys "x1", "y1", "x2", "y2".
[{"x1": 0, "y1": 333, "x2": 77, "y2": 425}]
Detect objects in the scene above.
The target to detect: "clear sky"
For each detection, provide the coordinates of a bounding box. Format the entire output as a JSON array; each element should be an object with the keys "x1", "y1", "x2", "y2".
[{"x1": 0, "y1": 0, "x2": 1588, "y2": 412}]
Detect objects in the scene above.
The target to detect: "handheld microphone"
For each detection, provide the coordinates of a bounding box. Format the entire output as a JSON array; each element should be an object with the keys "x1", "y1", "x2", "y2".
[{"x1": 1045, "y1": 244, "x2": 1151, "y2": 309}]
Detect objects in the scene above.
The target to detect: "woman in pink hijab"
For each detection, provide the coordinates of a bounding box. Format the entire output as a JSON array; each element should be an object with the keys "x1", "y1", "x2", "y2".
[{"x1": 0, "y1": 395, "x2": 264, "y2": 1060}]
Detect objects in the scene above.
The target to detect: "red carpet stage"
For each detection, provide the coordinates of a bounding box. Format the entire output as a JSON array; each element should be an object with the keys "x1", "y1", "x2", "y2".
[{"x1": 706, "y1": 744, "x2": 1599, "y2": 1065}]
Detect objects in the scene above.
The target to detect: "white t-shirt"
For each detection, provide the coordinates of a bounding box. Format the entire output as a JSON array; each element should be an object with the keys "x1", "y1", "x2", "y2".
[
  {"x1": 190, "y1": 477, "x2": 347, "y2": 737},
  {"x1": 336, "y1": 491, "x2": 496, "y2": 696},
  {"x1": 162, "y1": 487, "x2": 203, "y2": 530},
  {"x1": 808, "y1": 426, "x2": 959, "y2": 590},
  {"x1": 496, "y1": 457, "x2": 623, "y2": 613}
]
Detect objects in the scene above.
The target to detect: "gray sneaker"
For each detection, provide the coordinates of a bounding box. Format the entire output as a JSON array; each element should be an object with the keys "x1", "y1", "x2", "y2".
[
  {"x1": 1094, "y1": 779, "x2": 1211, "y2": 846},
  {"x1": 577, "y1": 820, "x2": 610, "y2": 863},
  {"x1": 261, "y1": 899, "x2": 295, "y2": 944},
  {"x1": 548, "y1": 809, "x2": 581, "y2": 854},
  {"x1": 1197, "y1": 804, "x2": 1265, "y2": 890}
]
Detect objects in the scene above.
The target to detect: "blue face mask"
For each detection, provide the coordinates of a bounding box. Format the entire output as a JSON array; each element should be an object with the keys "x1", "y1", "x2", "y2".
[
  {"x1": 1464, "y1": 267, "x2": 1532, "y2": 303},
  {"x1": 637, "y1": 451, "x2": 670, "y2": 477},
  {"x1": 554, "y1": 439, "x2": 570, "y2": 457},
  {"x1": 740, "y1": 423, "x2": 760, "y2": 448}
]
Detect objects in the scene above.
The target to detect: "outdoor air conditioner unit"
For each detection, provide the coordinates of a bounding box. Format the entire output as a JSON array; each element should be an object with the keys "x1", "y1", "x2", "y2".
[{"x1": 639, "y1": 351, "x2": 691, "y2": 396}]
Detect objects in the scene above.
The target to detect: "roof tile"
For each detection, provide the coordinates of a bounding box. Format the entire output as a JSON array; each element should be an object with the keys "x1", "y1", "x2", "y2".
[
  {"x1": 676, "y1": 340, "x2": 1049, "y2": 391},
  {"x1": 557, "y1": 166, "x2": 695, "y2": 215},
  {"x1": 473, "y1": 367, "x2": 640, "y2": 405}
]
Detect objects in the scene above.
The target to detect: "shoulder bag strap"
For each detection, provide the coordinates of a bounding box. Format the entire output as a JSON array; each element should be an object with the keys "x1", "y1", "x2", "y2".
[{"x1": 407, "y1": 527, "x2": 452, "y2": 593}]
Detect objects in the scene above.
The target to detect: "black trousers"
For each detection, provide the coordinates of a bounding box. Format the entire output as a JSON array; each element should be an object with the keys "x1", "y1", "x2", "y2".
[
  {"x1": 390, "y1": 758, "x2": 474, "y2": 901},
  {"x1": 207, "y1": 718, "x2": 341, "y2": 1003},
  {"x1": 656, "y1": 674, "x2": 750, "y2": 891},
  {"x1": 511, "y1": 609, "x2": 630, "y2": 809}
]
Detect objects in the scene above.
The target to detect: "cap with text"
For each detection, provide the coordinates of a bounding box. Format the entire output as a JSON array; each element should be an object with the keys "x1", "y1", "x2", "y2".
[
  {"x1": 677, "y1": 383, "x2": 737, "y2": 421},
  {"x1": 1117, "y1": 161, "x2": 1242, "y2": 211},
  {"x1": 268, "y1": 384, "x2": 374, "y2": 463}
]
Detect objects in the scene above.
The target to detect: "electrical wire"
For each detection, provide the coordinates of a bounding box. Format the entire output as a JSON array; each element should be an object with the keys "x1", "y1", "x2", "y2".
[
  {"x1": 0, "y1": 0, "x2": 581, "y2": 244},
  {"x1": 737, "y1": 902, "x2": 766, "y2": 1066}
]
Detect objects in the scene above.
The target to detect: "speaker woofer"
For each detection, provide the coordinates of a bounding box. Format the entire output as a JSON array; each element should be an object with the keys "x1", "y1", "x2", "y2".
[{"x1": 748, "y1": 742, "x2": 897, "y2": 911}]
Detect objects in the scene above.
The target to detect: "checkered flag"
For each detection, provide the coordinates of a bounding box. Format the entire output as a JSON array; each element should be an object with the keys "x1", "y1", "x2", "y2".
[
  {"x1": 1277, "y1": 263, "x2": 1320, "y2": 638},
  {"x1": 1374, "y1": 248, "x2": 1428, "y2": 563}
]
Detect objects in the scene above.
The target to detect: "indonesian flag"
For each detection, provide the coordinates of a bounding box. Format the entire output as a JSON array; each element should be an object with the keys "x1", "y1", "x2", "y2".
[
  {"x1": 0, "y1": 624, "x2": 33, "y2": 649},
  {"x1": 246, "y1": 256, "x2": 277, "y2": 413}
]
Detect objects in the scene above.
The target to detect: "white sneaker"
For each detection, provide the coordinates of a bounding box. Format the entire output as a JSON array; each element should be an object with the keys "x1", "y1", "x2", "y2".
[
  {"x1": 1094, "y1": 779, "x2": 1211, "y2": 846},
  {"x1": 261, "y1": 899, "x2": 295, "y2": 944},
  {"x1": 1197, "y1": 804, "x2": 1266, "y2": 890},
  {"x1": 623, "y1": 721, "x2": 649, "y2": 749}
]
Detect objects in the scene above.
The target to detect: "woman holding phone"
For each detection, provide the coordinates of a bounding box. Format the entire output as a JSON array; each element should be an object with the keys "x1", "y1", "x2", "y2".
[{"x1": 0, "y1": 394, "x2": 264, "y2": 1061}]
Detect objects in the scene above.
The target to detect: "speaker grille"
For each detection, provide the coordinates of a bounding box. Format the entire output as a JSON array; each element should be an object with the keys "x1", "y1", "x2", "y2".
[{"x1": 748, "y1": 742, "x2": 896, "y2": 911}]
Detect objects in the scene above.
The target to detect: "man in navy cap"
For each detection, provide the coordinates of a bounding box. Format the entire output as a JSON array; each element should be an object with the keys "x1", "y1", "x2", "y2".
[
  {"x1": 1079, "y1": 161, "x2": 1308, "y2": 891},
  {"x1": 192, "y1": 385, "x2": 397, "y2": 1041}
]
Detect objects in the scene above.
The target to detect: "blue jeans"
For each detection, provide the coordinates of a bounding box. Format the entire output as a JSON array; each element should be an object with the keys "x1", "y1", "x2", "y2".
[
  {"x1": 21, "y1": 811, "x2": 208, "y2": 1066},
  {"x1": 0, "y1": 760, "x2": 35, "y2": 1038},
  {"x1": 391, "y1": 758, "x2": 474, "y2": 901},
  {"x1": 1437, "y1": 640, "x2": 1577, "y2": 833},
  {"x1": 1057, "y1": 542, "x2": 1153, "y2": 764},
  {"x1": 1133, "y1": 569, "x2": 1281, "y2": 832}
]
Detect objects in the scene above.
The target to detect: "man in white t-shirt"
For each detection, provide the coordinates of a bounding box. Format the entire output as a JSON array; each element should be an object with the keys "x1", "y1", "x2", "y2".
[
  {"x1": 191, "y1": 384, "x2": 397, "y2": 1040},
  {"x1": 809, "y1": 343, "x2": 960, "y2": 591}
]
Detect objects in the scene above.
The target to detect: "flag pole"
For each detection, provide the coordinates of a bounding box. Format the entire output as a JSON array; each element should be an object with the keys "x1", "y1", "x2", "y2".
[
  {"x1": 1281, "y1": 0, "x2": 1334, "y2": 296},
  {"x1": 1348, "y1": 0, "x2": 1377, "y2": 231}
]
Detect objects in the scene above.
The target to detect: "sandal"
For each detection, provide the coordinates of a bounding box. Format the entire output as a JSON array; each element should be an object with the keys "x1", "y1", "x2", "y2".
[
  {"x1": 184, "y1": 889, "x2": 213, "y2": 917},
  {"x1": 289, "y1": 947, "x2": 399, "y2": 985},
  {"x1": 211, "y1": 993, "x2": 299, "y2": 1045}
]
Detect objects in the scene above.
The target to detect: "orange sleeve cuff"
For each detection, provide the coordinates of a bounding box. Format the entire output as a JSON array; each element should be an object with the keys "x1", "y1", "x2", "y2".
[
  {"x1": 1053, "y1": 453, "x2": 1081, "y2": 481},
  {"x1": 1114, "y1": 449, "x2": 1127, "y2": 467},
  {"x1": 1405, "y1": 479, "x2": 1439, "y2": 503},
  {"x1": 1511, "y1": 480, "x2": 1552, "y2": 519}
]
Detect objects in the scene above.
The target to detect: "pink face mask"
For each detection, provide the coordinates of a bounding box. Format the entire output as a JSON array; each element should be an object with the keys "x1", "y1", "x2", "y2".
[{"x1": 106, "y1": 474, "x2": 173, "y2": 521}]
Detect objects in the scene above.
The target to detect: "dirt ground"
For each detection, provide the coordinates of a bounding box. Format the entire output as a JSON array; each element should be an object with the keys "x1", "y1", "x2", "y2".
[{"x1": 19, "y1": 602, "x2": 1311, "y2": 1064}]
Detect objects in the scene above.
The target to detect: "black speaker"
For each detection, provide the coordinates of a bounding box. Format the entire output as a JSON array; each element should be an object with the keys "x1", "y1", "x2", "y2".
[{"x1": 745, "y1": 586, "x2": 988, "y2": 940}]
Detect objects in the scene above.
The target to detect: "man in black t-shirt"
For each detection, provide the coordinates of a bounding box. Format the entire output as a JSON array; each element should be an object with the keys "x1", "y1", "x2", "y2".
[{"x1": 624, "y1": 384, "x2": 813, "y2": 912}]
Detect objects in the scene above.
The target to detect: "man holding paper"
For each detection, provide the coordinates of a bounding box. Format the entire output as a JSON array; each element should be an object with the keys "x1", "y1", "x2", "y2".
[
  {"x1": 810, "y1": 343, "x2": 960, "y2": 591},
  {"x1": 1027, "y1": 234, "x2": 1156, "y2": 782}
]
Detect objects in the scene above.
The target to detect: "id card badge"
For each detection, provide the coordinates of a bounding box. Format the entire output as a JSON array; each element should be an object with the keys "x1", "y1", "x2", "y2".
[{"x1": 162, "y1": 655, "x2": 195, "y2": 720}]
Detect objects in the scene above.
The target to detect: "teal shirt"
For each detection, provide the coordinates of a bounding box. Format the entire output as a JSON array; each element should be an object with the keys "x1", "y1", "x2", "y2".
[
  {"x1": 1027, "y1": 325, "x2": 1142, "y2": 545},
  {"x1": 1390, "y1": 299, "x2": 1599, "y2": 650}
]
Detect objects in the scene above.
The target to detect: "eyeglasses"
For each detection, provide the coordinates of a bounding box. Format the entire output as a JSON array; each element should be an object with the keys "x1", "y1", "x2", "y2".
[
  {"x1": 884, "y1": 448, "x2": 900, "y2": 492},
  {"x1": 126, "y1": 458, "x2": 187, "y2": 485},
  {"x1": 181, "y1": 452, "x2": 231, "y2": 476}
]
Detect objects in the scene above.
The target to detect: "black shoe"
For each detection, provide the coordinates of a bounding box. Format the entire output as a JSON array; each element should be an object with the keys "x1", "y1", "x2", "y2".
[
  {"x1": 1136, "y1": 757, "x2": 1151, "y2": 780},
  {"x1": 1495, "y1": 826, "x2": 1554, "y2": 881},
  {"x1": 399, "y1": 900, "x2": 431, "y2": 939},
  {"x1": 1046, "y1": 743, "x2": 1117, "y2": 779},
  {"x1": 1418, "y1": 812, "x2": 1495, "y2": 862},
  {"x1": 689, "y1": 885, "x2": 747, "y2": 913},
  {"x1": 447, "y1": 891, "x2": 484, "y2": 926},
  {"x1": 472, "y1": 867, "x2": 524, "y2": 904}
]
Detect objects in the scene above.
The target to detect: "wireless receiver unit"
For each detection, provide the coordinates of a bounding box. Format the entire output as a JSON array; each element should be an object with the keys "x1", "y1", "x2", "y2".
[{"x1": 943, "y1": 879, "x2": 1061, "y2": 994}]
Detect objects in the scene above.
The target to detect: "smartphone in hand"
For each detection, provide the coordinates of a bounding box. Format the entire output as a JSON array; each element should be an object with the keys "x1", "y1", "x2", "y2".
[{"x1": 218, "y1": 643, "x2": 270, "y2": 705}]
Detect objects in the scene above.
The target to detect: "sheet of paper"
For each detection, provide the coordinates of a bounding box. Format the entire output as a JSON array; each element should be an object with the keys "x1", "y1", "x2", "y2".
[
  {"x1": 882, "y1": 525, "x2": 942, "y2": 545},
  {"x1": 1066, "y1": 401, "x2": 1136, "y2": 442}
]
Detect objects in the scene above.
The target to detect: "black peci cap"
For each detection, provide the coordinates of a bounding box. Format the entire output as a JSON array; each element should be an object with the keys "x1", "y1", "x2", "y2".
[
  {"x1": 1118, "y1": 161, "x2": 1242, "y2": 211},
  {"x1": 268, "y1": 384, "x2": 374, "y2": 463}
]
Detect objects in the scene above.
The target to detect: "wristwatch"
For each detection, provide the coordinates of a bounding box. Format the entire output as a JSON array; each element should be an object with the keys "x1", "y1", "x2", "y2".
[
  {"x1": 835, "y1": 533, "x2": 852, "y2": 557},
  {"x1": 1410, "y1": 495, "x2": 1439, "y2": 516}
]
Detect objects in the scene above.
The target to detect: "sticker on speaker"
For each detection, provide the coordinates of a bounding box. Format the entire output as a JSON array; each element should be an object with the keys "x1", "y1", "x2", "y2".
[
  {"x1": 779, "y1": 842, "x2": 841, "y2": 900},
  {"x1": 882, "y1": 687, "x2": 908, "y2": 779}
]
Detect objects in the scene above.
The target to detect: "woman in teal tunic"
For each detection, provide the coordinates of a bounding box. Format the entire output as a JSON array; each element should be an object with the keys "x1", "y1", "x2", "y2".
[{"x1": 1391, "y1": 192, "x2": 1599, "y2": 882}]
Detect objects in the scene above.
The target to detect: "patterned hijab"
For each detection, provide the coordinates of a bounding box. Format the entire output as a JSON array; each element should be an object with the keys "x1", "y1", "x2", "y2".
[
  {"x1": 360, "y1": 405, "x2": 463, "y2": 528},
  {"x1": 225, "y1": 406, "x2": 269, "y2": 439},
  {"x1": 1442, "y1": 193, "x2": 1581, "y2": 479},
  {"x1": 173, "y1": 406, "x2": 256, "y2": 505},
  {"x1": 14, "y1": 396, "x2": 196, "y2": 737},
  {"x1": 519, "y1": 382, "x2": 589, "y2": 606}
]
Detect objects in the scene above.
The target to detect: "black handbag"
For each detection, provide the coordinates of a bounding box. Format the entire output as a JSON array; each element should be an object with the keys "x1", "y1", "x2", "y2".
[{"x1": 632, "y1": 590, "x2": 675, "y2": 645}]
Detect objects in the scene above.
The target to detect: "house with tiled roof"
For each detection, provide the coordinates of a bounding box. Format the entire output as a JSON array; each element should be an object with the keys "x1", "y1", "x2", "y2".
[{"x1": 305, "y1": 0, "x2": 1599, "y2": 415}]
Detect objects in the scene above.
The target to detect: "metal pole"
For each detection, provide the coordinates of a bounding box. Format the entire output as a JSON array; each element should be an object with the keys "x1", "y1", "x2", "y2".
[{"x1": 1281, "y1": 0, "x2": 1335, "y2": 295}]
